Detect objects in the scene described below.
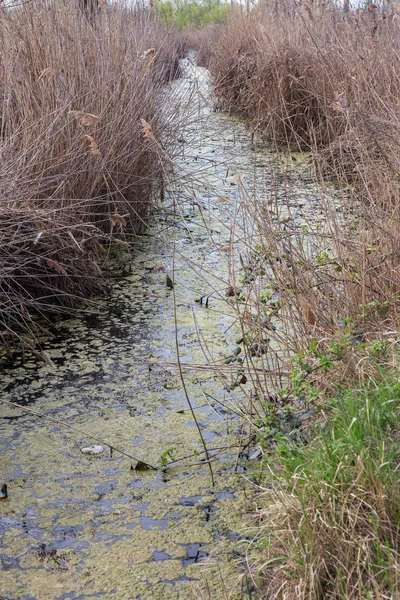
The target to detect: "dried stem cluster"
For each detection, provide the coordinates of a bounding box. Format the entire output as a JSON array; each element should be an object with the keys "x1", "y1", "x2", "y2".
[
  {"x1": 0, "y1": 0, "x2": 183, "y2": 348},
  {"x1": 193, "y1": 5, "x2": 400, "y2": 597}
]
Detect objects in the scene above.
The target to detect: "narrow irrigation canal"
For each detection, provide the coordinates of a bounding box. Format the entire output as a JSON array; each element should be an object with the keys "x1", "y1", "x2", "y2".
[{"x1": 0, "y1": 58, "x2": 336, "y2": 599}]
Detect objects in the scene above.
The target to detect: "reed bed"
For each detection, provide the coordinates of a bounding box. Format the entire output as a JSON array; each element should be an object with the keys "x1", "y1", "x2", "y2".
[
  {"x1": 208, "y1": 3, "x2": 400, "y2": 211},
  {"x1": 193, "y1": 4, "x2": 400, "y2": 597},
  {"x1": 0, "y1": 0, "x2": 183, "y2": 348},
  {"x1": 203, "y1": 2, "x2": 400, "y2": 382}
]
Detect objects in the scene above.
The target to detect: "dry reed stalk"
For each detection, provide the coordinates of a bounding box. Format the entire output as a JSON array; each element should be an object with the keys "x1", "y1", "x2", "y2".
[
  {"x1": 203, "y1": 2, "x2": 400, "y2": 375},
  {"x1": 199, "y1": 5, "x2": 400, "y2": 597},
  {"x1": 0, "y1": 0, "x2": 185, "y2": 349}
]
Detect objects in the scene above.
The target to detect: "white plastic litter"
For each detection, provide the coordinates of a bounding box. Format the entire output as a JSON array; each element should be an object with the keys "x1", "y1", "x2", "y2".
[{"x1": 80, "y1": 445, "x2": 104, "y2": 455}]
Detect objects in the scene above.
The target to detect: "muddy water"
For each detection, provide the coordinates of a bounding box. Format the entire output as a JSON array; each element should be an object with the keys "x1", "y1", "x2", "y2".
[{"x1": 0, "y1": 59, "x2": 340, "y2": 599}]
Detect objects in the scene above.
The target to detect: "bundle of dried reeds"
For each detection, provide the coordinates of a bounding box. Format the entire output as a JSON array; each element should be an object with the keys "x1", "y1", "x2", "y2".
[{"x1": 0, "y1": 0, "x2": 183, "y2": 347}]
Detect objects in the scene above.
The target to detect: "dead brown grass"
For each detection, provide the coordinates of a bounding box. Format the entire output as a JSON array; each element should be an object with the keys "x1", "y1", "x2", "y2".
[
  {"x1": 209, "y1": 5, "x2": 400, "y2": 193},
  {"x1": 205, "y1": 4, "x2": 400, "y2": 367},
  {"x1": 0, "y1": 0, "x2": 183, "y2": 347},
  {"x1": 200, "y1": 6, "x2": 400, "y2": 598},
  {"x1": 211, "y1": 8, "x2": 397, "y2": 139}
]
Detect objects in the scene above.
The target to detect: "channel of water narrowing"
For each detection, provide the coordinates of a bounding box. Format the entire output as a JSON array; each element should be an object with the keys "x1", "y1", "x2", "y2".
[{"x1": 0, "y1": 57, "x2": 343, "y2": 599}]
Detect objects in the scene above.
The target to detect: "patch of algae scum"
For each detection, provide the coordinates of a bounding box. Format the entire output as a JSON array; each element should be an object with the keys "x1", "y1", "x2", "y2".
[
  {"x1": 0, "y1": 58, "x2": 343, "y2": 599},
  {"x1": 0, "y1": 207, "x2": 253, "y2": 600},
  {"x1": 0, "y1": 217, "x2": 251, "y2": 598}
]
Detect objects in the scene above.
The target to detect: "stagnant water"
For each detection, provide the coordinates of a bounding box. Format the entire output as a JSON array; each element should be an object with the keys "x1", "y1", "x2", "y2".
[{"x1": 0, "y1": 59, "x2": 342, "y2": 599}]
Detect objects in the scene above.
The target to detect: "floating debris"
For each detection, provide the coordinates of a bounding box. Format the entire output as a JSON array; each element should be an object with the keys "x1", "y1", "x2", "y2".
[
  {"x1": 153, "y1": 265, "x2": 165, "y2": 272},
  {"x1": 80, "y1": 445, "x2": 104, "y2": 455},
  {"x1": 225, "y1": 286, "x2": 238, "y2": 297},
  {"x1": 134, "y1": 460, "x2": 155, "y2": 471}
]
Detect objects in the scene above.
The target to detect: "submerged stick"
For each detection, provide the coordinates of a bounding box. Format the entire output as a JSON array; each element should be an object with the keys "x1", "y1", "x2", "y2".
[
  {"x1": 0, "y1": 398, "x2": 157, "y2": 470},
  {"x1": 170, "y1": 240, "x2": 215, "y2": 486}
]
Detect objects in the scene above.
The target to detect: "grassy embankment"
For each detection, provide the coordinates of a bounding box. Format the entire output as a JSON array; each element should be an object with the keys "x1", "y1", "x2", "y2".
[
  {"x1": 252, "y1": 375, "x2": 400, "y2": 598},
  {"x1": 0, "y1": 0, "x2": 183, "y2": 354},
  {"x1": 196, "y1": 5, "x2": 400, "y2": 597}
]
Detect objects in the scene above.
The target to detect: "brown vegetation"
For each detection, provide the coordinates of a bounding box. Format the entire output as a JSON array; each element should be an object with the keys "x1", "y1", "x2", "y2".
[
  {"x1": 196, "y1": 4, "x2": 400, "y2": 598},
  {"x1": 0, "y1": 0, "x2": 183, "y2": 347},
  {"x1": 205, "y1": 2, "x2": 400, "y2": 366}
]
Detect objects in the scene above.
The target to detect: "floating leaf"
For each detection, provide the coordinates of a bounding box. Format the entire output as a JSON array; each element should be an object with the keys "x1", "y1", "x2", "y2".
[
  {"x1": 81, "y1": 445, "x2": 104, "y2": 455},
  {"x1": 135, "y1": 460, "x2": 153, "y2": 471}
]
